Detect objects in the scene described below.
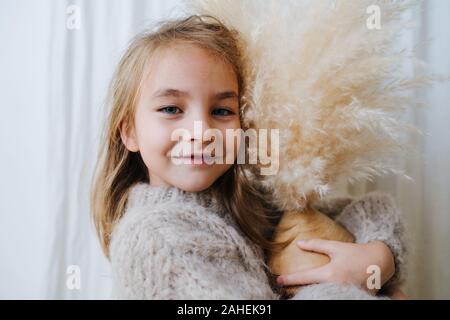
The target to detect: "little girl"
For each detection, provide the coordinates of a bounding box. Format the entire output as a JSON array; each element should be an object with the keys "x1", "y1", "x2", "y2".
[{"x1": 91, "y1": 15, "x2": 406, "y2": 300}]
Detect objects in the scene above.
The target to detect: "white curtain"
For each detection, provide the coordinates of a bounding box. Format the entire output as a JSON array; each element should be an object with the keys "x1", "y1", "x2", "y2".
[
  {"x1": 0, "y1": 0, "x2": 185, "y2": 299},
  {"x1": 0, "y1": 0, "x2": 449, "y2": 299},
  {"x1": 377, "y1": 0, "x2": 450, "y2": 299},
  {"x1": 344, "y1": 1, "x2": 450, "y2": 299}
]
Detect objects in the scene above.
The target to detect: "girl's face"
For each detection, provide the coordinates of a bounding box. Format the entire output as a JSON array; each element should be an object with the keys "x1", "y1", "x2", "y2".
[{"x1": 121, "y1": 43, "x2": 241, "y2": 192}]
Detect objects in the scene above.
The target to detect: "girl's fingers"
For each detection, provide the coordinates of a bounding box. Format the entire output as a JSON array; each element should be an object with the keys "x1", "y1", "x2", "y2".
[
  {"x1": 296, "y1": 238, "x2": 340, "y2": 257},
  {"x1": 277, "y1": 265, "x2": 329, "y2": 286}
]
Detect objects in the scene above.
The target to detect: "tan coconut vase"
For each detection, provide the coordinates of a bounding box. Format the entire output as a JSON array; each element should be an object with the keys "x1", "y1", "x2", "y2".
[{"x1": 268, "y1": 207, "x2": 354, "y2": 297}]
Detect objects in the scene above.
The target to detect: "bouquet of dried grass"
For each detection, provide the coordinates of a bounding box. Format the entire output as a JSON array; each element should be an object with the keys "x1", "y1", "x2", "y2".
[{"x1": 188, "y1": 0, "x2": 436, "y2": 297}]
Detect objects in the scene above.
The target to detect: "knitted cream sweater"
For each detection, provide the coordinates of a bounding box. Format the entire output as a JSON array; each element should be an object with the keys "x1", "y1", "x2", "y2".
[{"x1": 110, "y1": 182, "x2": 407, "y2": 300}]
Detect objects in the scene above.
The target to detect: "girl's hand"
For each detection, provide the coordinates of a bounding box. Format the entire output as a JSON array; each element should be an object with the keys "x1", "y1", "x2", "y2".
[{"x1": 276, "y1": 239, "x2": 395, "y2": 295}]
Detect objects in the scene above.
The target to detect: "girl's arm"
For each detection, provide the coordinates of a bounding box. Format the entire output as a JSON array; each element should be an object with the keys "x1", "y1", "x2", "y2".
[
  {"x1": 110, "y1": 224, "x2": 180, "y2": 299},
  {"x1": 312, "y1": 191, "x2": 407, "y2": 291},
  {"x1": 281, "y1": 238, "x2": 396, "y2": 297},
  {"x1": 278, "y1": 192, "x2": 407, "y2": 299},
  {"x1": 109, "y1": 208, "x2": 196, "y2": 300}
]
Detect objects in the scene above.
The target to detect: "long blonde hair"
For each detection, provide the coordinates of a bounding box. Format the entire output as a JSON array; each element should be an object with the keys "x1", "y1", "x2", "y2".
[{"x1": 90, "y1": 15, "x2": 285, "y2": 259}]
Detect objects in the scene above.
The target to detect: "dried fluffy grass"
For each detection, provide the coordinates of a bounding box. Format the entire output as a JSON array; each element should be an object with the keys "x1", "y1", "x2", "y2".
[{"x1": 188, "y1": 0, "x2": 435, "y2": 210}]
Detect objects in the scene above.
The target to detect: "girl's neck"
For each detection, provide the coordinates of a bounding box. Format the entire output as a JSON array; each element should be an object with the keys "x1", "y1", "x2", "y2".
[
  {"x1": 148, "y1": 172, "x2": 172, "y2": 188},
  {"x1": 125, "y1": 181, "x2": 225, "y2": 214}
]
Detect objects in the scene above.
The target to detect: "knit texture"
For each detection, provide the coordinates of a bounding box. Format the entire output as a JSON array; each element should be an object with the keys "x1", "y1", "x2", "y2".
[{"x1": 110, "y1": 182, "x2": 407, "y2": 300}]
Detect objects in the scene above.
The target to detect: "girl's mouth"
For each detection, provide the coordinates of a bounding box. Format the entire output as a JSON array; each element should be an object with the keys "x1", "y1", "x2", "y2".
[{"x1": 171, "y1": 154, "x2": 213, "y2": 166}]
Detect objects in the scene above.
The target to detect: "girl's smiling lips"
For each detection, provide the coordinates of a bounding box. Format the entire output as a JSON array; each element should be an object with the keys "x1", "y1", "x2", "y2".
[{"x1": 171, "y1": 153, "x2": 214, "y2": 166}]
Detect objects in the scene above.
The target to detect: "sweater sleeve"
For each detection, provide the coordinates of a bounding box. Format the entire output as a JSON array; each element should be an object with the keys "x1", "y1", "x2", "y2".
[
  {"x1": 312, "y1": 191, "x2": 408, "y2": 290},
  {"x1": 109, "y1": 208, "x2": 193, "y2": 300},
  {"x1": 290, "y1": 283, "x2": 389, "y2": 300}
]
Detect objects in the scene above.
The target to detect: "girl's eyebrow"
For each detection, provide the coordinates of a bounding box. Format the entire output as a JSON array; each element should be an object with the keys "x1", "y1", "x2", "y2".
[
  {"x1": 152, "y1": 88, "x2": 238, "y2": 101},
  {"x1": 215, "y1": 91, "x2": 238, "y2": 101},
  {"x1": 152, "y1": 88, "x2": 189, "y2": 99}
]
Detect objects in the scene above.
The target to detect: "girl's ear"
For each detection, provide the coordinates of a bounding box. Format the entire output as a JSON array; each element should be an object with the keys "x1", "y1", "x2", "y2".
[{"x1": 120, "y1": 120, "x2": 139, "y2": 152}]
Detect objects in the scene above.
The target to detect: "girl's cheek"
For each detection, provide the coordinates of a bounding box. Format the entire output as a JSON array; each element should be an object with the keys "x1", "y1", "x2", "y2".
[
  {"x1": 134, "y1": 112, "x2": 171, "y2": 148},
  {"x1": 143, "y1": 119, "x2": 174, "y2": 147}
]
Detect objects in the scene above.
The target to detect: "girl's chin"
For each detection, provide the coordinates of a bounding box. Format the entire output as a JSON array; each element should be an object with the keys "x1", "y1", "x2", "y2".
[
  {"x1": 172, "y1": 174, "x2": 217, "y2": 192},
  {"x1": 175, "y1": 181, "x2": 214, "y2": 192},
  {"x1": 168, "y1": 165, "x2": 230, "y2": 192}
]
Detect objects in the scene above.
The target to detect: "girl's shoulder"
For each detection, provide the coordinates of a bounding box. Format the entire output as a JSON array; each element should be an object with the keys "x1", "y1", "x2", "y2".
[{"x1": 110, "y1": 182, "x2": 237, "y2": 250}]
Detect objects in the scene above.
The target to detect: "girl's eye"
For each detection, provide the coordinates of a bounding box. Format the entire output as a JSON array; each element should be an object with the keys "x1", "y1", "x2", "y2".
[
  {"x1": 212, "y1": 108, "x2": 234, "y2": 116},
  {"x1": 158, "y1": 106, "x2": 182, "y2": 115}
]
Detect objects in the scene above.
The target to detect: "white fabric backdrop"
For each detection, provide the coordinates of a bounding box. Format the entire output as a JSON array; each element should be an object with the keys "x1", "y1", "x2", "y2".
[
  {"x1": 0, "y1": 0, "x2": 449, "y2": 299},
  {"x1": 0, "y1": 0, "x2": 185, "y2": 299}
]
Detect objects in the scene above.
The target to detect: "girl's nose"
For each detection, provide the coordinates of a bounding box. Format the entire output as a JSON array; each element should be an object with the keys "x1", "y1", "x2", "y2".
[{"x1": 187, "y1": 109, "x2": 213, "y2": 138}]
